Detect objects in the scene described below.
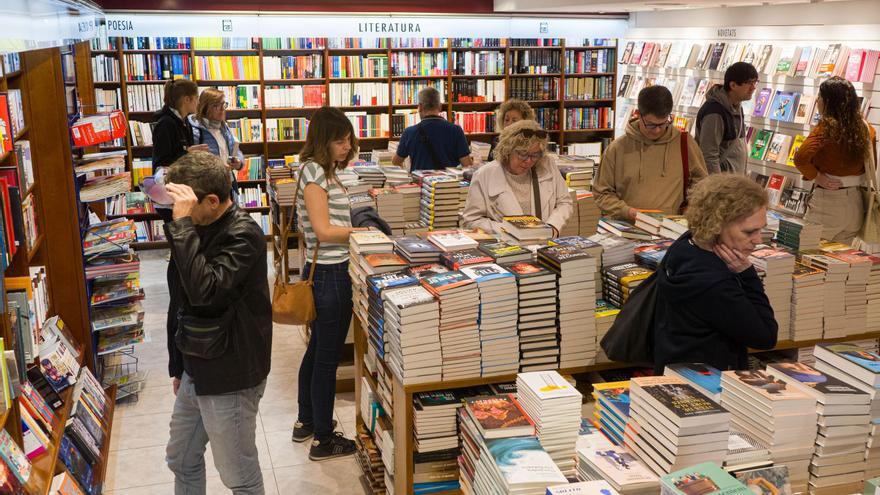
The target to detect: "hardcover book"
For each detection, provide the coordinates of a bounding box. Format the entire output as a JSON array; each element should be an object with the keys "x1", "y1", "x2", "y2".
[
  {"x1": 440, "y1": 249, "x2": 493, "y2": 270},
  {"x1": 478, "y1": 242, "x2": 531, "y2": 262},
  {"x1": 406, "y1": 263, "x2": 449, "y2": 280},
  {"x1": 502, "y1": 216, "x2": 553, "y2": 241},
  {"x1": 420, "y1": 271, "x2": 474, "y2": 296}
]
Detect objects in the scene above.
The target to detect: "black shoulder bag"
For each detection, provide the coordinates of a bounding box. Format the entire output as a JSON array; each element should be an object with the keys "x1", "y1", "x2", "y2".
[{"x1": 599, "y1": 260, "x2": 662, "y2": 366}]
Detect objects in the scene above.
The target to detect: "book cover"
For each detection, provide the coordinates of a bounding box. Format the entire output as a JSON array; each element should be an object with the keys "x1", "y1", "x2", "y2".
[
  {"x1": 384, "y1": 285, "x2": 437, "y2": 310},
  {"x1": 394, "y1": 236, "x2": 441, "y2": 255},
  {"x1": 421, "y1": 271, "x2": 474, "y2": 295},
  {"x1": 478, "y1": 242, "x2": 530, "y2": 260},
  {"x1": 58, "y1": 435, "x2": 93, "y2": 495},
  {"x1": 485, "y1": 436, "x2": 566, "y2": 487},
  {"x1": 364, "y1": 253, "x2": 408, "y2": 269},
  {"x1": 366, "y1": 271, "x2": 418, "y2": 295},
  {"x1": 661, "y1": 462, "x2": 751, "y2": 495},
  {"x1": 518, "y1": 371, "x2": 581, "y2": 401},
  {"x1": 734, "y1": 466, "x2": 792, "y2": 495},
  {"x1": 786, "y1": 135, "x2": 807, "y2": 166},
  {"x1": 593, "y1": 381, "x2": 631, "y2": 418},
  {"x1": 582, "y1": 445, "x2": 658, "y2": 486},
  {"x1": 763, "y1": 134, "x2": 792, "y2": 163},
  {"x1": 722, "y1": 370, "x2": 810, "y2": 402},
  {"x1": 768, "y1": 91, "x2": 799, "y2": 122},
  {"x1": 537, "y1": 245, "x2": 594, "y2": 266},
  {"x1": 750, "y1": 130, "x2": 775, "y2": 160},
  {"x1": 546, "y1": 480, "x2": 620, "y2": 494},
  {"x1": 815, "y1": 343, "x2": 880, "y2": 375},
  {"x1": 0, "y1": 429, "x2": 30, "y2": 485},
  {"x1": 752, "y1": 88, "x2": 774, "y2": 118},
  {"x1": 440, "y1": 249, "x2": 493, "y2": 270},
  {"x1": 765, "y1": 173, "x2": 786, "y2": 205},
  {"x1": 0, "y1": 456, "x2": 23, "y2": 494},
  {"x1": 550, "y1": 236, "x2": 602, "y2": 250},
  {"x1": 464, "y1": 394, "x2": 534, "y2": 438},
  {"x1": 350, "y1": 230, "x2": 392, "y2": 246},
  {"x1": 767, "y1": 362, "x2": 867, "y2": 398},
  {"x1": 427, "y1": 232, "x2": 478, "y2": 251},
  {"x1": 632, "y1": 376, "x2": 727, "y2": 421},
  {"x1": 666, "y1": 364, "x2": 722, "y2": 397},
  {"x1": 406, "y1": 263, "x2": 450, "y2": 280},
  {"x1": 504, "y1": 261, "x2": 553, "y2": 279},
  {"x1": 459, "y1": 263, "x2": 514, "y2": 284}
]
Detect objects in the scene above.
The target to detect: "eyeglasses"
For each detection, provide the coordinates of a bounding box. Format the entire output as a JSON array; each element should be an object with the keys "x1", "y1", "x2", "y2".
[
  {"x1": 212, "y1": 102, "x2": 229, "y2": 109},
  {"x1": 640, "y1": 116, "x2": 672, "y2": 130},
  {"x1": 514, "y1": 150, "x2": 544, "y2": 162},
  {"x1": 515, "y1": 128, "x2": 548, "y2": 139}
]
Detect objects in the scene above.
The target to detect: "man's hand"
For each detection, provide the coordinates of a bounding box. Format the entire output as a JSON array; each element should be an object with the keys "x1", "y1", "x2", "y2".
[
  {"x1": 714, "y1": 243, "x2": 752, "y2": 273},
  {"x1": 551, "y1": 226, "x2": 559, "y2": 238},
  {"x1": 172, "y1": 377, "x2": 181, "y2": 396},
  {"x1": 166, "y1": 183, "x2": 199, "y2": 220},
  {"x1": 626, "y1": 207, "x2": 639, "y2": 222},
  {"x1": 814, "y1": 172, "x2": 842, "y2": 190},
  {"x1": 229, "y1": 157, "x2": 242, "y2": 171},
  {"x1": 187, "y1": 144, "x2": 210, "y2": 153}
]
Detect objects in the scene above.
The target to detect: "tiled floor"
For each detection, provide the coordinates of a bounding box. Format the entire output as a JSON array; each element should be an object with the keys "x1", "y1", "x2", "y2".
[{"x1": 104, "y1": 251, "x2": 365, "y2": 494}]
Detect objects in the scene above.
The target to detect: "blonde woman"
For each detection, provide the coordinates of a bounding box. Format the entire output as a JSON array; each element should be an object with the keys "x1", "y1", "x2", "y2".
[
  {"x1": 462, "y1": 119, "x2": 572, "y2": 236},
  {"x1": 653, "y1": 173, "x2": 778, "y2": 373},
  {"x1": 488, "y1": 99, "x2": 536, "y2": 161},
  {"x1": 188, "y1": 88, "x2": 245, "y2": 194}
]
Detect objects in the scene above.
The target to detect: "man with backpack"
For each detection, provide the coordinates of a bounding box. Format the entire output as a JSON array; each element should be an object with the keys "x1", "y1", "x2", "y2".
[
  {"x1": 695, "y1": 62, "x2": 759, "y2": 174},
  {"x1": 593, "y1": 85, "x2": 708, "y2": 222},
  {"x1": 392, "y1": 87, "x2": 473, "y2": 171}
]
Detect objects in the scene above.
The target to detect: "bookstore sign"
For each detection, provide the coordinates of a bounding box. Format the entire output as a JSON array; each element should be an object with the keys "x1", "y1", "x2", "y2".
[{"x1": 104, "y1": 13, "x2": 627, "y2": 39}]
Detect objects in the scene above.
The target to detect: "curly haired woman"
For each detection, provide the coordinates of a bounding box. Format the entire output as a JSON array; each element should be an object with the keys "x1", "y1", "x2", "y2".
[
  {"x1": 794, "y1": 76, "x2": 877, "y2": 243},
  {"x1": 653, "y1": 174, "x2": 778, "y2": 373}
]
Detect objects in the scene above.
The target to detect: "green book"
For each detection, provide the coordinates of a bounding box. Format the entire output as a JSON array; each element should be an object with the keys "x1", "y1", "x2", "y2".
[
  {"x1": 750, "y1": 129, "x2": 774, "y2": 161},
  {"x1": 864, "y1": 476, "x2": 880, "y2": 494}
]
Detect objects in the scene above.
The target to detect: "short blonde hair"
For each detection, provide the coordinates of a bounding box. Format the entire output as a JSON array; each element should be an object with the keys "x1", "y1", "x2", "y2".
[
  {"x1": 196, "y1": 88, "x2": 225, "y2": 121},
  {"x1": 496, "y1": 99, "x2": 536, "y2": 130},
  {"x1": 494, "y1": 119, "x2": 548, "y2": 171},
  {"x1": 686, "y1": 174, "x2": 768, "y2": 247}
]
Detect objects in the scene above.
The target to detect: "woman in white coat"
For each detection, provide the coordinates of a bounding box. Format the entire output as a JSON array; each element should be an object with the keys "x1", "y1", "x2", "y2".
[{"x1": 462, "y1": 119, "x2": 572, "y2": 236}]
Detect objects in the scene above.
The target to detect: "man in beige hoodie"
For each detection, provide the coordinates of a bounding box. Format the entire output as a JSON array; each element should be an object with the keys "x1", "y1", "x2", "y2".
[{"x1": 594, "y1": 85, "x2": 708, "y2": 221}]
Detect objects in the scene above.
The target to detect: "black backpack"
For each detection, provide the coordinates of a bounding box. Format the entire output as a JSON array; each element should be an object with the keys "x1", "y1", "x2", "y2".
[{"x1": 599, "y1": 263, "x2": 662, "y2": 366}]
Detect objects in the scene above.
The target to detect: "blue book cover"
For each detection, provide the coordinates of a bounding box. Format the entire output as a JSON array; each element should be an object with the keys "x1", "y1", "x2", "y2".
[
  {"x1": 485, "y1": 436, "x2": 567, "y2": 487},
  {"x1": 769, "y1": 91, "x2": 799, "y2": 122},
  {"x1": 666, "y1": 363, "x2": 722, "y2": 396},
  {"x1": 593, "y1": 382, "x2": 631, "y2": 418},
  {"x1": 817, "y1": 343, "x2": 880, "y2": 373}
]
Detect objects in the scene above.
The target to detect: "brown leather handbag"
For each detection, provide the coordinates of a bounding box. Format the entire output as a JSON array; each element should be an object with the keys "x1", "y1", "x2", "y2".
[{"x1": 272, "y1": 175, "x2": 320, "y2": 325}]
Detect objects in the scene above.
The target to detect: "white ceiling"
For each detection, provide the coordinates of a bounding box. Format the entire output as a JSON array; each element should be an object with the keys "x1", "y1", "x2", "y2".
[{"x1": 493, "y1": 0, "x2": 851, "y2": 13}]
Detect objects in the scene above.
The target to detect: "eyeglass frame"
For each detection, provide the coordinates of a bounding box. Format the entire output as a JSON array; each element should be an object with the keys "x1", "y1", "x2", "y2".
[
  {"x1": 640, "y1": 115, "x2": 673, "y2": 130},
  {"x1": 513, "y1": 149, "x2": 544, "y2": 162},
  {"x1": 211, "y1": 101, "x2": 229, "y2": 109},
  {"x1": 515, "y1": 128, "x2": 549, "y2": 139}
]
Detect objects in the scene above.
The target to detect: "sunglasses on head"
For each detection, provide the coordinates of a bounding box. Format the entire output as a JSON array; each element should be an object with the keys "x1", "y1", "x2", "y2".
[{"x1": 516, "y1": 128, "x2": 548, "y2": 139}]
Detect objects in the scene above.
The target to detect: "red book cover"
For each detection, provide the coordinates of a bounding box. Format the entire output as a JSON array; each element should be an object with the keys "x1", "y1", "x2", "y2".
[
  {"x1": 0, "y1": 177, "x2": 16, "y2": 256},
  {"x1": 0, "y1": 94, "x2": 12, "y2": 153}
]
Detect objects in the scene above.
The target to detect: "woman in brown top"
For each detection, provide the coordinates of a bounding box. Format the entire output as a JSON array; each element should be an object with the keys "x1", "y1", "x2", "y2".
[{"x1": 794, "y1": 76, "x2": 876, "y2": 243}]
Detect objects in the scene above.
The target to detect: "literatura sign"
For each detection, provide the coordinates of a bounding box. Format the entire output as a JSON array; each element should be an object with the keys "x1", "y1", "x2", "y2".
[
  {"x1": 103, "y1": 13, "x2": 628, "y2": 39},
  {"x1": 358, "y1": 22, "x2": 421, "y2": 33}
]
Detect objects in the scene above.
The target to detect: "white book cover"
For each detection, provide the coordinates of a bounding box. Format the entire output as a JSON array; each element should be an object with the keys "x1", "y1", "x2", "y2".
[
  {"x1": 546, "y1": 480, "x2": 620, "y2": 494},
  {"x1": 384, "y1": 285, "x2": 437, "y2": 310},
  {"x1": 486, "y1": 436, "x2": 567, "y2": 487},
  {"x1": 580, "y1": 445, "x2": 659, "y2": 487},
  {"x1": 518, "y1": 371, "x2": 582, "y2": 401}
]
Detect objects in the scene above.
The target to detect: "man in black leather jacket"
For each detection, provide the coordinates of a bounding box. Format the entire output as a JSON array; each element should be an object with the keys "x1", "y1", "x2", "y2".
[{"x1": 162, "y1": 152, "x2": 272, "y2": 495}]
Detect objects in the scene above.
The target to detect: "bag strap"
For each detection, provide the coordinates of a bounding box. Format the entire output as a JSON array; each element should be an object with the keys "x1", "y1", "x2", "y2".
[
  {"x1": 867, "y1": 133, "x2": 878, "y2": 191},
  {"x1": 416, "y1": 118, "x2": 445, "y2": 170},
  {"x1": 531, "y1": 167, "x2": 542, "y2": 219},
  {"x1": 680, "y1": 130, "x2": 690, "y2": 212}
]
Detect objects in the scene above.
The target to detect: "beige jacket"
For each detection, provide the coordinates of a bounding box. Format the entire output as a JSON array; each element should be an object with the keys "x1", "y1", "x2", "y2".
[
  {"x1": 593, "y1": 119, "x2": 708, "y2": 220},
  {"x1": 461, "y1": 159, "x2": 573, "y2": 234}
]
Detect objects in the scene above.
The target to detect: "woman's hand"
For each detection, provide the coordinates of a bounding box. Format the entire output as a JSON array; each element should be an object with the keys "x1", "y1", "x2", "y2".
[
  {"x1": 714, "y1": 243, "x2": 752, "y2": 273},
  {"x1": 814, "y1": 172, "x2": 842, "y2": 190}
]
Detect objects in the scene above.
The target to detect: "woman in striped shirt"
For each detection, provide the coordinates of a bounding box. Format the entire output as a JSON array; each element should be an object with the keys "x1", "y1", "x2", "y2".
[{"x1": 293, "y1": 107, "x2": 370, "y2": 460}]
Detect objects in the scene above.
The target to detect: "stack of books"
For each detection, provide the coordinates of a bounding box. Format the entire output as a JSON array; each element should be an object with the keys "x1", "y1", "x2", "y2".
[
  {"x1": 598, "y1": 218, "x2": 653, "y2": 241},
  {"x1": 825, "y1": 249, "x2": 872, "y2": 335},
  {"x1": 719, "y1": 369, "x2": 817, "y2": 492},
  {"x1": 420, "y1": 270, "x2": 481, "y2": 380},
  {"x1": 602, "y1": 263, "x2": 653, "y2": 308},
  {"x1": 420, "y1": 176, "x2": 461, "y2": 230},
  {"x1": 634, "y1": 210, "x2": 665, "y2": 236},
  {"x1": 768, "y1": 361, "x2": 871, "y2": 495},
  {"x1": 477, "y1": 241, "x2": 531, "y2": 265},
  {"x1": 370, "y1": 188, "x2": 405, "y2": 235},
  {"x1": 517, "y1": 371, "x2": 583, "y2": 476},
  {"x1": 594, "y1": 300, "x2": 620, "y2": 363},
  {"x1": 537, "y1": 245, "x2": 598, "y2": 368},
  {"x1": 503, "y1": 261, "x2": 559, "y2": 372},
  {"x1": 550, "y1": 236, "x2": 604, "y2": 297},
  {"x1": 501, "y1": 216, "x2": 554, "y2": 246},
  {"x1": 559, "y1": 191, "x2": 581, "y2": 238},
  {"x1": 812, "y1": 343, "x2": 880, "y2": 478},
  {"x1": 364, "y1": 271, "x2": 418, "y2": 359},
  {"x1": 360, "y1": 253, "x2": 409, "y2": 276},
  {"x1": 380, "y1": 166, "x2": 410, "y2": 187},
  {"x1": 776, "y1": 216, "x2": 822, "y2": 251},
  {"x1": 626, "y1": 376, "x2": 731, "y2": 475},
  {"x1": 634, "y1": 241, "x2": 671, "y2": 270},
  {"x1": 353, "y1": 164, "x2": 387, "y2": 188},
  {"x1": 461, "y1": 264, "x2": 519, "y2": 377},
  {"x1": 350, "y1": 233, "x2": 396, "y2": 334},
  {"x1": 576, "y1": 442, "x2": 659, "y2": 494},
  {"x1": 659, "y1": 215, "x2": 688, "y2": 240},
  {"x1": 863, "y1": 252, "x2": 880, "y2": 332},
  {"x1": 724, "y1": 429, "x2": 773, "y2": 473},
  {"x1": 393, "y1": 183, "x2": 422, "y2": 225},
  {"x1": 575, "y1": 191, "x2": 601, "y2": 237},
  {"x1": 801, "y1": 253, "x2": 849, "y2": 338},
  {"x1": 392, "y1": 235, "x2": 442, "y2": 265},
  {"x1": 426, "y1": 231, "x2": 478, "y2": 252},
  {"x1": 790, "y1": 262, "x2": 825, "y2": 341},
  {"x1": 383, "y1": 285, "x2": 443, "y2": 385},
  {"x1": 660, "y1": 462, "x2": 751, "y2": 495},
  {"x1": 355, "y1": 423, "x2": 387, "y2": 495},
  {"x1": 458, "y1": 394, "x2": 567, "y2": 495},
  {"x1": 590, "y1": 233, "x2": 636, "y2": 268},
  {"x1": 749, "y1": 247, "x2": 795, "y2": 334},
  {"x1": 592, "y1": 381, "x2": 630, "y2": 446}
]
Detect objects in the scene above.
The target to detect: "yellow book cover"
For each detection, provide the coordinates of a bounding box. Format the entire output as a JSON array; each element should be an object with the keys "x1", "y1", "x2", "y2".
[{"x1": 786, "y1": 134, "x2": 807, "y2": 166}]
